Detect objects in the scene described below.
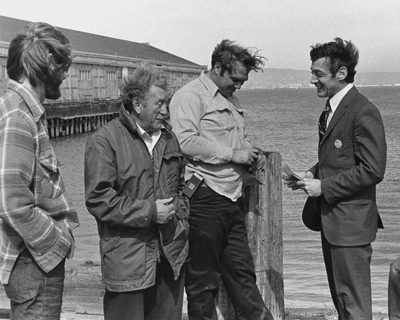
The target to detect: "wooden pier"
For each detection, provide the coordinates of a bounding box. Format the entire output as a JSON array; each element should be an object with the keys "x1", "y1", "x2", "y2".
[{"x1": 44, "y1": 100, "x2": 121, "y2": 138}]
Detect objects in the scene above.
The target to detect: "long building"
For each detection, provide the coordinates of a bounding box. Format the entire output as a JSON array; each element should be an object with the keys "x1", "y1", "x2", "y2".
[{"x1": 0, "y1": 15, "x2": 206, "y2": 101}]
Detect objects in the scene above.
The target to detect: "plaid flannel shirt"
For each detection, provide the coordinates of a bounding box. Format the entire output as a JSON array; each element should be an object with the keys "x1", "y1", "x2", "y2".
[{"x1": 0, "y1": 80, "x2": 79, "y2": 284}]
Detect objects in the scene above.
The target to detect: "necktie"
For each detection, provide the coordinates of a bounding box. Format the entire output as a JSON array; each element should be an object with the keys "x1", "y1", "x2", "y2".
[{"x1": 318, "y1": 100, "x2": 331, "y2": 143}]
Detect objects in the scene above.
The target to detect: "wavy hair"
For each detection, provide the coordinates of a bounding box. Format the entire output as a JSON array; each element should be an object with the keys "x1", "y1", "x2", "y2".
[
  {"x1": 310, "y1": 37, "x2": 359, "y2": 83},
  {"x1": 211, "y1": 39, "x2": 265, "y2": 74},
  {"x1": 7, "y1": 22, "x2": 72, "y2": 87},
  {"x1": 120, "y1": 66, "x2": 169, "y2": 113}
]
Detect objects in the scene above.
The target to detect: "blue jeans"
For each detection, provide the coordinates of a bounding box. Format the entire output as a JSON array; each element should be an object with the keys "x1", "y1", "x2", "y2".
[
  {"x1": 3, "y1": 250, "x2": 65, "y2": 320},
  {"x1": 185, "y1": 186, "x2": 272, "y2": 320}
]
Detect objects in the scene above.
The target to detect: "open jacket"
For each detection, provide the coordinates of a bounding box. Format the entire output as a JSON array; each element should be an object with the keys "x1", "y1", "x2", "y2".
[
  {"x1": 308, "y1": 87, "x2": 386, "y2": 246},
  {"x1": 84, "y1": 105, "x2": 189, "y2": 292}
]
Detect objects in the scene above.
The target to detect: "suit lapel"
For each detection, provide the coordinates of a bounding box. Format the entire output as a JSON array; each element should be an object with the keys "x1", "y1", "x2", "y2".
[{"x1": 320, "y1": 87, "x2": 358, "y2": 145}]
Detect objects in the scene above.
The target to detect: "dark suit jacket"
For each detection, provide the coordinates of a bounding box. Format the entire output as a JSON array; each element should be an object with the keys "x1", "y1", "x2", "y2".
[{"x1": 307, "y1": 86, "x2": 387, "y2": 246}]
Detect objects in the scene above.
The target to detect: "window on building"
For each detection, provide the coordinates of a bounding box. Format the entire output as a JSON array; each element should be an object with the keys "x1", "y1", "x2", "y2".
[
  {"x1": 79, "y1": 70, "x2": 91, "y2": 80},
  {"x1": 107, "y1": 71, "x2": 116, "y2": 81}
]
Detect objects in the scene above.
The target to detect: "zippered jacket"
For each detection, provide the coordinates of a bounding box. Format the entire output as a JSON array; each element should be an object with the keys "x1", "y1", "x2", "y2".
[{"x1": 84, "y1": 105, "x2": 189, "y2": 292}]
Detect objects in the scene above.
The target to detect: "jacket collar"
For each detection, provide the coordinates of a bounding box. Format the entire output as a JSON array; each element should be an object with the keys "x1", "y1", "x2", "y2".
[
  {"x1": 320, "y1": 86, "x2": 358, "y2": 145},
  {"x1": 199, "y1": 71, "x2": 219, "y2": 98},
  {"x1": 118, "y1": 103, "x2": 172, "y2": 135}
]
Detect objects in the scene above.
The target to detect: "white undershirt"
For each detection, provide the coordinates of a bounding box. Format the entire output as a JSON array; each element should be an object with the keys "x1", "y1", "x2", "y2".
[
  {"x1": 327, "y1": 83, "x2": 353, "y2": 127},
  {"x1": 135, "y1": 123, "x2": 161, "y2": 157}
]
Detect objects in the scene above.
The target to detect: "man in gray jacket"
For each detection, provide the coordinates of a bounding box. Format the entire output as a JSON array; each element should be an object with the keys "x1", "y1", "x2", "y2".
[{"x1": 84, "y1": 66, "x2": 189, "y2": 320}]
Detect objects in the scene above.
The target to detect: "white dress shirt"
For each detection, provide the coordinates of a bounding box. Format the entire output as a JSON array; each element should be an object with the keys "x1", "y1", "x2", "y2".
[{"x1": 327, "y1": 83, "x2": 354, "y2": 127}]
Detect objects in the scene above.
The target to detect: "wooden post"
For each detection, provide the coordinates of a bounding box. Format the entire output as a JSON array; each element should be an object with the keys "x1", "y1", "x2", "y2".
[
  {"x1": 55, "y1": 118, "x2": 60, "y2": 137},
  {"x1": 216, "y1": 151, "x2": 284, "y2": 320}
]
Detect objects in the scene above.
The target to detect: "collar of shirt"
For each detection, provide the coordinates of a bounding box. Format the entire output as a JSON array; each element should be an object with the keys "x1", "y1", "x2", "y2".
[
  {"x1": 199, "y1": 71, "x2": 219, "y2": 98},
  {"x1": 327, "y1": 83, "x2": 354, "y2": 125},
  {"x1": 7, "y1": 79, "x2": 45, "y2": 122},
  {"x1": 135, "y1": 122, "x2": 161, "y2": 156},
  {"x1": 199, "y1": 71, "x2": 241, "y2": 111}
]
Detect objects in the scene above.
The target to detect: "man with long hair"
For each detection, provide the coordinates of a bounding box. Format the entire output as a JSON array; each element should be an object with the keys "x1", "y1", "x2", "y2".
[
  {"x1": 170, "y1": 39, "x2": 273, "y2": 320},
  {"x1": 0, "y1": 22, "x2": 79, "y2": 319}
]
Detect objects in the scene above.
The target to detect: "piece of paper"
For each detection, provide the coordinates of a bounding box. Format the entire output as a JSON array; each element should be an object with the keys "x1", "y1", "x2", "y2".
[{"x1": 282, "y1": 162, "x2": 303, "y2": 181}]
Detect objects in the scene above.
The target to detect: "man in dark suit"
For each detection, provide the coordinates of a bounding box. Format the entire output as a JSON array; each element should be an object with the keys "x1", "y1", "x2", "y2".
[{"x1": 285, "y1": 38, "x2": 387, "y2": 319}]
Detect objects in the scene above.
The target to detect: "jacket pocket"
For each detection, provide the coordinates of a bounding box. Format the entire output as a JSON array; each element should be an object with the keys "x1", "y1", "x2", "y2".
[
  {"x1": 101, "y1": 237, "x2": 146, "y2": 281},
  {"x1": 340, "y1": 199, "x2": 370, "y2": 205}
]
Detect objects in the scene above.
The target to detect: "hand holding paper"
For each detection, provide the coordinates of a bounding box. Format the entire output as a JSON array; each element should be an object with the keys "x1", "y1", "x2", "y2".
[{"x1": 282, "y1": 162, "x2": 304, "y2": 182}]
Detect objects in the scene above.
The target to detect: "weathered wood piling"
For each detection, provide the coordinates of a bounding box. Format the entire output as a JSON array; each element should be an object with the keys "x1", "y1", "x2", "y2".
[
  {"x1": 44, "y1": 100, "x2": 120, "y2": 138},
  {"x1": 216, "y1": 151, "x2": 284, "y2": 320}
]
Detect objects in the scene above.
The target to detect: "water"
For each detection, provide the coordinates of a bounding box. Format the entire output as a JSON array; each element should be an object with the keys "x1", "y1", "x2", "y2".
[{"x1": 53, "y1": 86, "x2": 400, "y2": 313}]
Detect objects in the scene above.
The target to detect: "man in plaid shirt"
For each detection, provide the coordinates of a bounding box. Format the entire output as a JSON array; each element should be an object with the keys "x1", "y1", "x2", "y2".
[{"x1": 0, "y1": 22, "x2": 79, "y2": 319}]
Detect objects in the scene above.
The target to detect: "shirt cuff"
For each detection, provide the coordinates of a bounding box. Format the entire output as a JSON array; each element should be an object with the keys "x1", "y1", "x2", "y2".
[{"x1": 31, "y1": 223, "x2": 73, "y2": 273}]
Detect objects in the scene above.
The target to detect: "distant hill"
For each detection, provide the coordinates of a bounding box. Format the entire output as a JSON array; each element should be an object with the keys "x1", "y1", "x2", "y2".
[{"x1": 243, "y1": 68, "x2": 400, "y2": 89}]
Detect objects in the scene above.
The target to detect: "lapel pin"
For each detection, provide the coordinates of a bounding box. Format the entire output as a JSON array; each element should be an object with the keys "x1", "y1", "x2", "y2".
[{"x1": 334, "y1": 139, "x2": 343, "y2": 149}]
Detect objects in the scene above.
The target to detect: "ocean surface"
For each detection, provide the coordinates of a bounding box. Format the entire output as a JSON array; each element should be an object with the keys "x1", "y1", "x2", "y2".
[{"x1": 53, "y1": 86, "x2": 400, "y2": 314}]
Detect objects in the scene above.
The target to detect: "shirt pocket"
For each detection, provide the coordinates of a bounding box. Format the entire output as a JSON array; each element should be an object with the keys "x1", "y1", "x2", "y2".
[
  {"x1": 203, "y1": 106, "x2": 236, "y2": 133},
  {"x1": 38, "y1": 149, "x2": 65, "y2": 199}
]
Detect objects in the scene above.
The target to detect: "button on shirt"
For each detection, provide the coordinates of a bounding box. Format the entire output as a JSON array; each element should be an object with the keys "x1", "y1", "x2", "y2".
[
  {"x1": 0, "y1": 80, "x2": 79, "y2": 284},
  {"x1": 169, "y1": 72, "x2": 252, "y2": 201}
]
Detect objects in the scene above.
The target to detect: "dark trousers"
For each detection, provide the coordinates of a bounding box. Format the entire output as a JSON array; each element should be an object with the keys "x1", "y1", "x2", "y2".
[
  {"x1": 185, "y1": 186, "x2": 272, "y2": 320},
  {"x1": 3, "y1": 250, "x2": 65, "y2": 320},
  {"x1": 321, "y1": 232, "x2": 373, "y2": 320},
  {"x1": 103, "y1": 256, "x2": 185, "y2": 320},
  {"x1": 388, "y1": 257, "x2": 400, "y2": 319}
]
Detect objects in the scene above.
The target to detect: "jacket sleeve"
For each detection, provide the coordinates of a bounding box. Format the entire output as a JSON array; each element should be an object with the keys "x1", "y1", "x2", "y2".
[
  {"x1": 177, "y1": 149, "x2": 189, "y2": 220},
  {"x1": 321, "y1": 102, "x2": 387, "y2": 203},
  {"x1": 308, "y1": 163, "x2": 319, "y2": 178},
  {"x1": 84, "y1": 134, "x2": 157, "y2": 228}
]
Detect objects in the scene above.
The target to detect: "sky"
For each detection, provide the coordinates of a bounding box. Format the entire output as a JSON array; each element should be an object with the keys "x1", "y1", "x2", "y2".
[{"x1": 2, "y1": 0, "x2": 400, "y2": 73}]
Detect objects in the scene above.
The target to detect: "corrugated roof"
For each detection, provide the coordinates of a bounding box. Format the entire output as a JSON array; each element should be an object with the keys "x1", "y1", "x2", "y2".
[{"x1": 0, "y1": 15, "x2": 199, "y2": 66}]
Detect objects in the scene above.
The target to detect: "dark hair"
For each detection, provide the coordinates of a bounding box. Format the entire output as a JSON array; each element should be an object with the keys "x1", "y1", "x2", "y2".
[
  {"x1": 121, "y1": 66, "x2": 169, "y2": 113},
  {"x1": 310, "y1": 37, "x2": 359, "y2": 83},
  {"x1": 211, "y1": 39, "x2": 265, "y2": 74},
  {"x1": 7, "y1": 22, "x2": 72, "y2": 87}
]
